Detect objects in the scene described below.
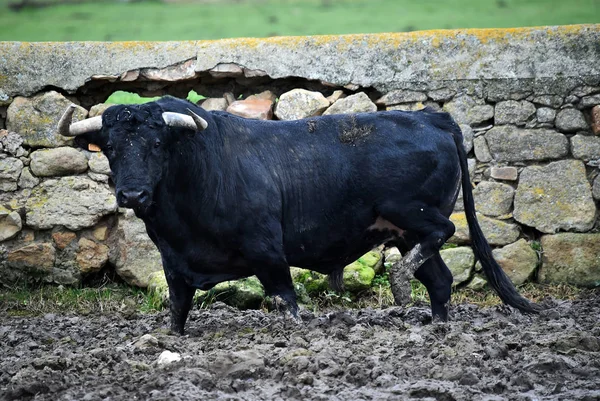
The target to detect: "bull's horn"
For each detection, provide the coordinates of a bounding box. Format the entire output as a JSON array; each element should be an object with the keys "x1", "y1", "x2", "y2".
[
  {"x1": 57, "y1": 104, "x2": 103, "y2": 136},
  {"x1": 162, "y1": 111, "x2": 208, "y2": 131}
]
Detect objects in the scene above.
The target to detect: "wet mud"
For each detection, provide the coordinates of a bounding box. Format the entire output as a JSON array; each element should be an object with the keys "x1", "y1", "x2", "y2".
[{"x1": 1, "y1": 293, "x2": 600, "y2": 400}]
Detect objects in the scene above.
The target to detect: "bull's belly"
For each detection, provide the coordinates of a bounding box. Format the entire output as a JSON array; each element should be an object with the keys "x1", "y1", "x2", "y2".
[{"x1": 285, "y1": 217, "x2": 404, "y2": 273}]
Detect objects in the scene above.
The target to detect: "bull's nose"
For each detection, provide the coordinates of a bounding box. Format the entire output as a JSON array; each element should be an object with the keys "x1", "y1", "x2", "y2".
[{"x1": 117, "y1": 190, "x2": 149, "y2": 208}]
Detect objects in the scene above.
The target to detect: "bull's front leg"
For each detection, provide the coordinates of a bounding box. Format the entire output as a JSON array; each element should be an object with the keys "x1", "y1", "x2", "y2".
[{"x1": 165, "y1": 269, "x2": 196, "y2": 335}]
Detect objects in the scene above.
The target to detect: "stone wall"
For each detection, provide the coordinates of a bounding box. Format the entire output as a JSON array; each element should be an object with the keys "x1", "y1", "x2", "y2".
[{"x1": 0, "y1": 25, "x2": 599, "y2": 290}]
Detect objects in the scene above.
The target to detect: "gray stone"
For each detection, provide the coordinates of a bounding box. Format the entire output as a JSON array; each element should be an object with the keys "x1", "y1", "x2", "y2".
[
  {"x1": 88, "y1": 152, "x2": 111, "y2": 174},
  {"x1": 485, "y1": 126, "x2": 568, "y2": 162},
  {"x1": 450, "y1": 212, "x2": 520, "y2": 246},
  {"x1": 490, "y1": 239, "x2": 538, "y2": 285},
  {"x1": 536, "y1": 107, "x2": 556, "y2": 124},
  {"x1": 274, "y1": 89, "x2": 330, "y2": 120},
  {"x1": 88, "y1": 103, "x2": 111, "y2": 117},
  {"x1": 467, "y1": 275, "x2": 487, "y2": 290},
  {"x1": 555, "y1": 108, "x2": 588, "y2": 132},
  {"x1": 323, "y1": 92, "x2": 377, "y2": 115},
  {"x1": 580, "y1": 94, "x2": 600, "y2": 108},
  {"x1": 25, "y1": 176, "x2": 117, "y2": 230},
  {"x1": 30, "y1": 147, "x2": 88, "y2": 177},
  {"x1": 376, "y1": 90, "x2": 427, "y2": 106},
  {"x1": 490, "y1": 166, "x2": 518, "y2": 181},
  {"x1": 473, "y1": 181, "x2": 514, "y2": 217},
  {"x1": 326, "y1": 90, "x2": 345, "y2": 104},
  {"x1": 0, "y1": 206, "x2": 22, "y2": 242},
  {"x1": 513, "y1": 160, "x2": 596, "y2": 233},
  {"x1": 428, "y1": 88, "x2": 455, "y2": 102},
  {"x1": 200, "y1": 98, "x2": 228, "y2": 111},
  {"x1": 473, "y1": 136, "x2": 492, "y2": 162},
  {"x1": 440, "y1": 247, "x2": 474, "y2": 285},
  {"x1": 443, "y1": 95, "x2": 494, "y2": 125},
  {"x1": 87, "y1": 172, "x2": 110, "y2": 183},
  {"x1": 386, "y1": 103, "x2": 425, "y2": 111},
  {"x1": 6, "y1": 91, "x2": 87, "y2": 148},
  {"x1": 460, "y1": 124, "x2": 474, "y2": 154},
  {"x1": 109, "y1": 210, "x2": 162, "y2": 287},
  {"x1": 0, "y1": 130, "x2": 24, "y2": 156},
  {"x1": 494, "y1": 100, "x2": 536, "y2": 125},
  {"x1": 571, "y1": 134, "x2": 600, "y2": 161},
  {"x1": 532, "y1": 95, "x2": 563, "y2": 108},
  {"x1": 540, "y1": 233, "x2": 600, "y2": 287},
  {"x1": 18, "y1": 167, "x2": 39, "y2": 189},
  {"x1": 593, "y1": 175, "x2": 600, "y2": 200},
  {"x1": 0, "y1": 157, "x2": 23, "y2": 191}
]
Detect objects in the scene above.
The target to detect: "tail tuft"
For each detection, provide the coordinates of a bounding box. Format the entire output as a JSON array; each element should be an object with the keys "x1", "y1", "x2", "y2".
[{"x1": 329, "y1": 268, "x2": 345, "y2": 292}]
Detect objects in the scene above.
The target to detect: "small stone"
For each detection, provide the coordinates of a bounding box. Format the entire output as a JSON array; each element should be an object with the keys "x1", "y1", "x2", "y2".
[
  {"x1": 133, "y1": 334, "x2": 159, "y2": 350},
  {"x1": 386, "y1": 102, "x2": 425, "y2": 111},
  {"x1": 532, "y1": 95, "x2": 563, "y2": 108},
  {"x1": 0, "y1": 130, "x2": 24, "y2": 156},
  {"x1": 555, "y1": 108, "x2": 588, "y2": 132},
  {"x1": 274, "y1": 89, "x2": 330, "y2": 120},
  {"x1": 428, "y1": 88, "x2": 455, "y2": 102},
  {"x1": 323, "y1": 92, "x2": 377, "y2": 115},
  {"x1": 93, "y1": 225, "x2": 109, "y2": 241},
  {"x1": 513, "y1": 160, "x2": 596, "y2": 233},
  {"x1": 200, "y1": 98, "x2": 228, "y2": 111},
  {"x1": 375, "y1": 90, "x2": 427, "y2": 106},
  {"x1": 494, "y1": 100, "x2": 536, "y2": 125},
  {"x1": 89, "y1": 104, "x2": 111, "y2": 118},
  {"x1": 580, "y1": 94, "x2": 600, "y2": 108},
  {"x1": 88, "y1": 172, "x2": 109, "y2": 183},
  {"x1": 17, "y1": 167, "x2": 39, "y2": 189},
  {"x1": 227, "y1": 98, "x2": 273, "y2": 120},
  {"x1": 536, "y1": 107, "x2": 556, "y2": 124},
  {"x1": 76, "y1": 238, "x2": 109, "y2": 274},
  {"x1": 540, "y1": 233, "x2": 600, "y2": 287},
  {"x1": 7, "y1": 242, "x2": 55, "y2": 272},
  {"x1": 473, "y1": 136, "x2": 492, "y2": 162},
  {"x1": 593, "y1": 175, "x2": 600, "y2": 200},
  {"x1": 0, "y1": 157, "x2": 23, "y2": 191},
  {"x1": 30, "y1": 147, "x2": 88, "y2": 177},
  {"x1": 443, "y1": 95, "x2": 494, "y2": 125},
  {"x1": 440, "y1": 247, "x2": 475, "y2": 285},
  {"x1": 247, "y1": 90, "x2": 277, "y2": 103},
  {"x1": 473, "y1": 181, "x2": 514, "y2": 217},
  {"x1": 52, "y1": 231, "x2": 77, "y2": 250},
  {"x1": 460, "y1": 124, "x2": 474, "y2": 154},
  {"x1": 156, "y1": 350, "x2": 181, "y2": 365},
  {"x1": 209, "y1": 63, "x2": 244, "y2": 78},
  {"x1": 326, "y1": 90, "x2": 345, "y2": 104},
  {"x1": 88, "y1": 152, "x2": 111, "y2": 174},
  {"x1": 490, "y1": 239, "x2": 538, "y2": 285},
  {"x1": 0, "y1": 206, "x2": 22, "y2": 242},
  {"x1": 490, "y1": 166, "x2": 518, "y2": 181},
  {"x1": 449, "y1": 212, "x2": 520, "y2": 246},
  {"x1": 591, "y1": 105, "x2": 600, "y2": 135},
  {"x1": 467, "y1": 275, "x2": 487, "y2": 290},
  {"x1": 571, "y1": 134, "x2": 600, "y2": 161}
]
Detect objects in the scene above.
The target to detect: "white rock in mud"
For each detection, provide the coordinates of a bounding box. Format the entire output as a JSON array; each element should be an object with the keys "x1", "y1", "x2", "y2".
[{"x1": 157, "y1": 350, "x2": 181, "y2": 365}]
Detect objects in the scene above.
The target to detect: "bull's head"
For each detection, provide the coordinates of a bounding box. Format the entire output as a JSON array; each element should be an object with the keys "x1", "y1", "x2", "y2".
[{"x1": 58, "y1": 101, "x2": 208, "y2": 216}]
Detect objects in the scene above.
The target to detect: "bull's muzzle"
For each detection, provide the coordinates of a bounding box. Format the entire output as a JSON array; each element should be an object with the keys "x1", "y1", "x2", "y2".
[{"x1": 117, "y1": 189, "x2": 150, "y2": 209}]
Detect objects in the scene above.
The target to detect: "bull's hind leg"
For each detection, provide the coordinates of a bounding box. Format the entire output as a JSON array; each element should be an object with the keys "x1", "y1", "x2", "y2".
[
  {"x1": 379, "y1": 202, "x2": 455, "y2": 307},
  {"x1": 414, "y1": 254, "x2": 453, "y2": 321}
]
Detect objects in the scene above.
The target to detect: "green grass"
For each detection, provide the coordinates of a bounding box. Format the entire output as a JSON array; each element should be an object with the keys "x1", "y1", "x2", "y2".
[
  {"x1": 0, "y1": 0, "x2": 598, "y2": 42},
  {"x1": 105, "y1": 90, "x2": 204, "y2": 105}
]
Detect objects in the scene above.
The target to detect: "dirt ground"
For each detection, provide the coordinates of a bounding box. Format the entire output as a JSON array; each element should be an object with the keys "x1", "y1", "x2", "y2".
[{"x1": 1, "y1": 292, "x2": 599, "y2": 401}]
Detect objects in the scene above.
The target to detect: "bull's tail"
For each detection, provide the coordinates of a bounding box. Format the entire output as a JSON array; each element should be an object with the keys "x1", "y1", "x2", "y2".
[{"x1": 450, "y1": 124, "x2": 541, "y2": 314}]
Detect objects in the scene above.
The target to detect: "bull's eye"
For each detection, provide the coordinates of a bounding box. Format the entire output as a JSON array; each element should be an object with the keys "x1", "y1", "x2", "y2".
[{"x1": 154, "y1": 139, "x2": 161, "y2": 148}]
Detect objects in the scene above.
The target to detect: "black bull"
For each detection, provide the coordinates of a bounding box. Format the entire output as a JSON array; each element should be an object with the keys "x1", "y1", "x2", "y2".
[{"x1": 59, "y1": 96, "x2": 539, "y2": 334}]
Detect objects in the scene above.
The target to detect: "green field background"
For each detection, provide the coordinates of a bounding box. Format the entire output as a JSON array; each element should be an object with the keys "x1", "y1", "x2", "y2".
[{"x1": 0, "y1": 0, "x2": 598, "y2": 42}]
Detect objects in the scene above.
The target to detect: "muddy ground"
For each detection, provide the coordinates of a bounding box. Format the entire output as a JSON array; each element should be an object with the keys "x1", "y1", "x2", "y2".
[{"x1": 1, "y1": 293, "x2": 600, "y2": 401}]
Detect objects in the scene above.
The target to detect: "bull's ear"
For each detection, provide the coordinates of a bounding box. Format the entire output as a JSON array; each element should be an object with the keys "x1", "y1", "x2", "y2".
[{"x1": 73, "y1": 131, "x2": 108, "y2": 153}]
